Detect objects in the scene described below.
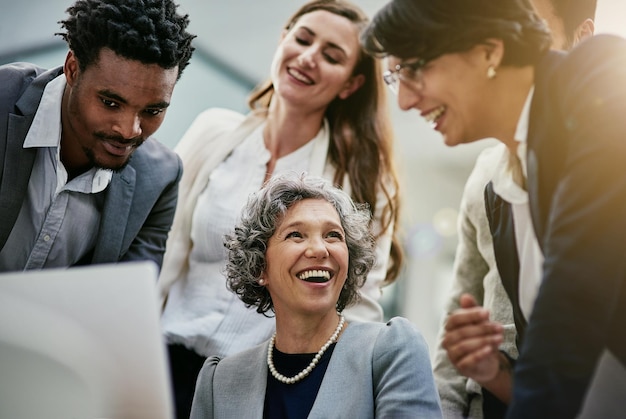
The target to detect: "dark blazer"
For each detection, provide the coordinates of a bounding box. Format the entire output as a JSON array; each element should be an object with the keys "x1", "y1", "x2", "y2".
[
  {"x1": 0, "y1": 62, "x2": 183, "y2": 269},
  {"x1": 482, "y1": 182, "x2": 522, "y2": 419},
  {"x1": 484, "y1": 182, "x2": 525, "y2": 348},
  {"x1": 495, "y1": 35, "x2": 626, "y2": 419}
]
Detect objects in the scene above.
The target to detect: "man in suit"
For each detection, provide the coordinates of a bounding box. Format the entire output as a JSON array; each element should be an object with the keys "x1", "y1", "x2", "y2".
[{"x1": 0, "y1": 0, "x2": 195, "y2": 271}]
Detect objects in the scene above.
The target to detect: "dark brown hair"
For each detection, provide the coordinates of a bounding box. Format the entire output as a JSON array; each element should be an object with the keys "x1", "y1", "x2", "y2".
[
  {"x1": 248, "y1": 0, "x2": 403, "y2": 284},
  {"x1": 361, "y1": 0, "x2": 552, "y2": 67}
]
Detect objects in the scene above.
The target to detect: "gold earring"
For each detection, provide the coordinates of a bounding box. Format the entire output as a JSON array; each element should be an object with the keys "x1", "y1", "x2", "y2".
[{"x1": 487, "y1": 66, "x2": 497, "y2": 79}]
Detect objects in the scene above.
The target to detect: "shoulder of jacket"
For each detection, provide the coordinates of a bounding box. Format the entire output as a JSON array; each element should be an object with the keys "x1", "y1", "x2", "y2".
[
  {"x1": 1, "y1": 63, "x2": 59, "y2": 114},
  {"x1": 191, "y1": 107, "x2": 248, "y2": 131},
  {"x1": 174, "y1": 107, "x2": 253, "y2": 156},
  {"x1": 133, "y1": 138, "x2": 178, "y2": 161},
  {"x1": 126, "y1": 139, "x2": 181, "y2": 182},
  {"x1": 458, "y1": 145, "x2": 503, "y2": 215}
]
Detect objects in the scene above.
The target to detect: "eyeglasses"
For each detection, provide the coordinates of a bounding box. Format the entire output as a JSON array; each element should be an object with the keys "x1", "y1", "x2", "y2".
[{"x1": 383, "y1": 59, "x2": 427, "y2": 95}]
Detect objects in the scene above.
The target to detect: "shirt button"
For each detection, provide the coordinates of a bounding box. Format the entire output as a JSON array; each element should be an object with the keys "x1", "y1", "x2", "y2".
[{"x1": 43, "y1": 235, "x2": 51, "y2": 242}]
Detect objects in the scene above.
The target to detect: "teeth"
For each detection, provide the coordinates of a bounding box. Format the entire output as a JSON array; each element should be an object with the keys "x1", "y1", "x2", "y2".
[
  {"x1": 298, "y1": 270, "x2": 331, "y2": 280},
  {"x1": 424, "y1": 105, "x2": 446, "y2": 124},
  {"x1": 288, "y1": 68, "x2": 313, "y2": 85}
]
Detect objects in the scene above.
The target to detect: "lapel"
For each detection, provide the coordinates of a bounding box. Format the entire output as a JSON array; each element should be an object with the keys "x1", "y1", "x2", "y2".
[
  {"x1": 0, "y1": 115, "x2": 37, "y2": 248},
  {"x1": 310, "y1": 322, "x2": 375, "y2": 418},
  {"x1": 223, "y1": 344, "x2": 268, "y2": 418},
  {"x1": 185, "y1": 110, "x2": 265, "y2": 207},
  {"x1": 91, "y1": 166, "x2": 135, "y2": 263},
  {"x1": 526, "y1": 51, "x2": 565, "y2": 245},
  {"x1": 0, "y1": 66, "x2": 63, "y2": 249},
  {"x1": 484, "y1": 181, "x2": 527, "y2": 344},
  {"x1": 309, "y1": 328, "x2": 350, "y2": 417}
]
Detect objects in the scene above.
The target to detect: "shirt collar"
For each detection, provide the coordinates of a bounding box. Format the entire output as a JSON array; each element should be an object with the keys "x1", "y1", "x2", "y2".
[
  {"x1": 24, "y1": 74, "x2": 66, "y2": 148},
  {"x1": 514, "y1": 86, "x2": 534, "y2": 144},
  {"x1": 490, "y1": 86, "x2": 534, "y2": 205},
  {"x1": 514, "y1": 86, "x2": 534, "y2": 179}
]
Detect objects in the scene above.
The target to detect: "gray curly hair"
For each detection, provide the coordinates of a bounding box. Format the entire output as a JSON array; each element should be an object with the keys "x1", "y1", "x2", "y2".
[{"x1": 223, "y1": 173, "x2": 376, "y2": 316}]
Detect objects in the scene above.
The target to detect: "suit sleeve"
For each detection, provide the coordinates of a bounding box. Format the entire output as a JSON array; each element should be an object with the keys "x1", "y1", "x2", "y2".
[
  {"x1": 372, "y1": 317, "x2": 443, "y2": 418},
  {"x1": 508, "y1": 35, "x2": 626, "y2": 418}
]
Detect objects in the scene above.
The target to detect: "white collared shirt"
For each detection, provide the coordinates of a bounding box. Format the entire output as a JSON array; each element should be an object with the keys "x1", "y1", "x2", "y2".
[{"x1": 491, "y1": 87, "x2": 545, "y2": 320}]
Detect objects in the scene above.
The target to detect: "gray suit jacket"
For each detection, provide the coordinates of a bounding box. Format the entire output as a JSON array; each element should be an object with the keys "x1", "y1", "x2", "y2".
[
  {"x1": 0, "y1": 62, "x2": 182, "y2": 269},
  {"x1": 190, "y1": 317, "x2": 442, "y2": 418}
]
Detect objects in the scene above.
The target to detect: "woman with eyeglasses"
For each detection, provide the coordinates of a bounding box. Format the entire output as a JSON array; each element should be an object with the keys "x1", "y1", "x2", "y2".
[
  {"x1": 190, "y1": 173, "x2": 442, "y2": 419},
  {"x1": 157, "y1": 1, "x2": 403, "y2": 417},
  {"x1": 362, "y1": 0, "x2": 626, "y2": 418}
]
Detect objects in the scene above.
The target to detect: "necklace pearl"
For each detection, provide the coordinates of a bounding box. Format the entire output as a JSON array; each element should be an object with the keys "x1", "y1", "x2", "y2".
[{"x1": 267, "y1": 314, "x2": 345, "y2": 385}]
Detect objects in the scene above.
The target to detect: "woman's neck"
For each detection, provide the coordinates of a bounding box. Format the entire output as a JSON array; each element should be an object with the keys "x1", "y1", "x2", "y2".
[
  {"x1": 273, "y1": 311, "x2": 344, "y2": 354},
  {"x1": 490, "y1": 66, "x2": 534, "y2": 152},
  {"x1": 263, "y1": 98, "x2": 325, "y2": 160}
]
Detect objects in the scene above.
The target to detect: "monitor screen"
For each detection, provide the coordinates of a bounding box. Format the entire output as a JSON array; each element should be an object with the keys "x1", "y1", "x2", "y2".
[{"x1": 0, "y1": 262, "x2": 173, "y2": 419}]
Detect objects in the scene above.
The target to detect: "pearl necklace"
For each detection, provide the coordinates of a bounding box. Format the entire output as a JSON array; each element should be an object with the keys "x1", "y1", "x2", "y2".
[{"x1": 267, "y1": 314, "x2": 345, "y2": 385}]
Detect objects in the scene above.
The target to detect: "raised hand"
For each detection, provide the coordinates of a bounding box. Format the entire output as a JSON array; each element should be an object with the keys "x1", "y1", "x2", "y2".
[{"x1": 442, "y1": 293, "x2": 505, "y2": 384}]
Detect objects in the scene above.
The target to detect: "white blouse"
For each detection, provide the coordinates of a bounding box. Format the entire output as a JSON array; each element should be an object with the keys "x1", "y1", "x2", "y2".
[{"x1": 161, "y1": 122, "x2": 323, "y2": 357}]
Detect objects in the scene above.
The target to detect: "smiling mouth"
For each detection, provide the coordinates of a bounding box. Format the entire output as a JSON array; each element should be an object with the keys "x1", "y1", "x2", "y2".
[
  {"x1": 288, "y1": 68, "x2": 314, "y2": 85},
  {"x1": 101, "y1": 139, "x2": 139, "y2": 158},
  {"x1": 423, "y1": 105, "x2": 446, "y2": 126},
  {"x1": 297, "y1": 269, "x2": 331, "y2": 283}
]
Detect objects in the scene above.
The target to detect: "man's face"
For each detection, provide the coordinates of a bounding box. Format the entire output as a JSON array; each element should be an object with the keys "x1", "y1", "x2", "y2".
[{"x1": 61, "y1": 48, "x2": 178, "y2": 172}]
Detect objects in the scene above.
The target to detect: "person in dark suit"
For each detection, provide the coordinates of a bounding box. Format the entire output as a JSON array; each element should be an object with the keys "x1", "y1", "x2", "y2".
[
  {"x1": 0, "y1": 0, "x2": 195, "y2": 271},
  {"x1": 430, "y1": 1, "x2": 596, "y2": 417},
  {"x1": 190, "y1": 173, "x2": 442, "y2": 419},
  {"x1": 361, "y1": 0, "x2": 626, "y2": 417}
]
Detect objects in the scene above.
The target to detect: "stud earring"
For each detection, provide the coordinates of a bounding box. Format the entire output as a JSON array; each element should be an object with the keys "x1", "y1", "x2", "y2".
[
  {"x1": 487, "y1": 66, "x2": 497, "y2": 79},
  {"x1": 258, "y1": 278, "x2": 266, "y2": 286}
]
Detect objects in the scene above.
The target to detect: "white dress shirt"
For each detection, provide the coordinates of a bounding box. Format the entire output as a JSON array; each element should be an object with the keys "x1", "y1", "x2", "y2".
[
  {"x1": 161, "y1": 122, "x2": 324, "y2": 357},
  {"x1": 491, "y1": 87, "x2": 544, "y2": 320}
]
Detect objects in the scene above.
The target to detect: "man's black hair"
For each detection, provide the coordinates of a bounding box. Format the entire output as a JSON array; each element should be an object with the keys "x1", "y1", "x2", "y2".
[{"x1": 57, "y1": 0, "x2": 195, "y2": 79}]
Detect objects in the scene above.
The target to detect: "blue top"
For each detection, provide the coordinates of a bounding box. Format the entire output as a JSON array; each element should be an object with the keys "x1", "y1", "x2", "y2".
[{"x1": 264, "y1": 344, "x2": 336, "y2": 419}]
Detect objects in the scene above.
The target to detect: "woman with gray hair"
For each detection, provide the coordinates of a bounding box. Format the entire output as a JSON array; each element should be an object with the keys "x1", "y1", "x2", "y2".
[{"x1": 190, "y1": 173, "x2": 441, "y2": 419}]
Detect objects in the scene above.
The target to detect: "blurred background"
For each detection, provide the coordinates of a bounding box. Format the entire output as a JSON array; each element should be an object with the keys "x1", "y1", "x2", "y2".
[{"x1": 1, "y1": 0, "x2": 625, "y2": 356}]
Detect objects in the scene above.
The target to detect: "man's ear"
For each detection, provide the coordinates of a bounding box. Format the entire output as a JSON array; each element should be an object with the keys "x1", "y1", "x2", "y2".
[
  {"x1": 338, "y1": 74, "x2": 365, "y2": 100},
  {"x1": 63, "y1": 50, "x2": 79, "y2": 87},
  {"x1": 574, "y1": 19, "x2": 595, "y2": 44}
]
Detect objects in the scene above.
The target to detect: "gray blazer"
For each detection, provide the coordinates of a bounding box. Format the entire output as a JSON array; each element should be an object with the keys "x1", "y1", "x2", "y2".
[
  {"x1": 190, "y1": 317, "x2": 443, "y2": 418},
  {"x1": 0, "y1": 62, "x2": 182, "y2": 269}
]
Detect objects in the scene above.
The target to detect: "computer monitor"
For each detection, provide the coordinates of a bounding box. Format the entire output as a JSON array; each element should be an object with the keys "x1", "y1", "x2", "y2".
[{"x1": 0, "y1": 262, "x2": 173, "y2": 419}]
